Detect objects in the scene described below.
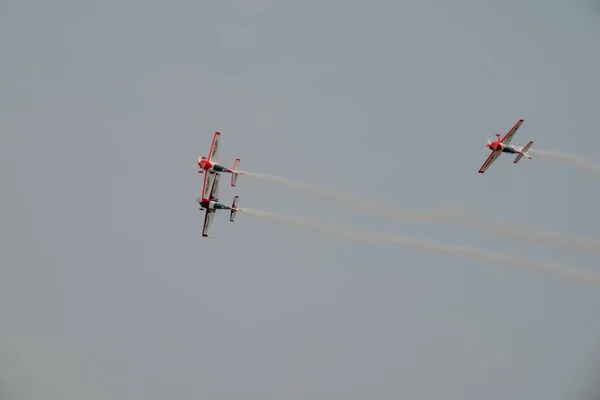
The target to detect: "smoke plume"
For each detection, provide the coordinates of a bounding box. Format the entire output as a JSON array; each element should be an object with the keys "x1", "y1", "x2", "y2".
[
  {"x1": 239, "y1": 208, "x2": 600, "y2": 286},
  {"x1": 530, "y1": 149, "x2": 600, "y2": 178},
  {"x1": 242, "y1": 171, "x2": 600, "y2": 254}
]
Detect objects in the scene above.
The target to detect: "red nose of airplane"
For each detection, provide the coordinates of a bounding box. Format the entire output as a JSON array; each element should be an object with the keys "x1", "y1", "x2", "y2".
[{"x1": 487, "y1": 142, "x2": 501, "y2": 151}]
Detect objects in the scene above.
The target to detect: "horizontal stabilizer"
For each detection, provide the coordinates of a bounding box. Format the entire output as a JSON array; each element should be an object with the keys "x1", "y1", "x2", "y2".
[
  {"x1": 230, "y1": 196, "x2": 239, "y2": 222},
  {"x1": 514, "y1": 141, "x2": 534, "y2": 164},
  {"x1": 231, "y1": 158, "x2": 241, "y2": 187}
]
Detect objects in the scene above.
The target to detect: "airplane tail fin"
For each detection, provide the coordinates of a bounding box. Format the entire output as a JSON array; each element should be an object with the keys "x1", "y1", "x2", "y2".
[
  {"x1": 231, "y1": 158, "x2": 241, "y2": 187},
  {"x1": 230, "y1": 196, "x2": 239, "y2": 222},
  {"x1": 514, "y1": 141, "x2": 534, "y2": 164}
]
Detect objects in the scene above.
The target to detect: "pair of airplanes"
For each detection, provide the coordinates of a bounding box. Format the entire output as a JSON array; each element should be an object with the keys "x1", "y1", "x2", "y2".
[
  {"x1": 478, "y1": 118, "x2": 533, "y2": 173},
  {"x1": 196, "y1": 132, "x2": 243, "y2": 238}
]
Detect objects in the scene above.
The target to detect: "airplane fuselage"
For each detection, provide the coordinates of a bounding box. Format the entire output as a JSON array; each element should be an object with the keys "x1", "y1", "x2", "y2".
[
  {"x1": 487, "y1": 142, "x2": 522, "y2": 154},
  {"x1": 198, "y1": 158, "x2": 232, "y2": 173},
  {"x1": 198, "y1": 199, "x2": 231, "y2": 211}
]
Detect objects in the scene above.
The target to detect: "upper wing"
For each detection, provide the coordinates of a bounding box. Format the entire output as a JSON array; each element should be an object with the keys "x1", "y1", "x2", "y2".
[
  {"x1": 202, "y1": 170, "x2": 218, "y2": 200},
  {"x1": 202, "y1": 209, "x2": 215, "y2": 237},
  {"x1": 208, "y1": 131, "x2": 221, "y2": 163},
  {"x1": 209, "y1": 172, "x2": 220, "y2": 201},
  {"x1": 478, "y1": 150, "x2": 502, "y2": 174},
  {"x1": 500, "y1": 119, "x2": 524, "y2": 145}
]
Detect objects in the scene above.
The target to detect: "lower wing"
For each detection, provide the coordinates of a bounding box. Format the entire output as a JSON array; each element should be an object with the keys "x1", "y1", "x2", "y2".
[
  {"x1": 202, "y1": 208, "x2": 215, "y2": 237},
  {"x1": 209, "y1": 172, "x2": 220, "y2": 201},
  {"x1": 202, "y1": 171, "x2": 218, "y2": 200},
  {"x1": 478, "y1": 150, "x2": 502, "y2": 174}
]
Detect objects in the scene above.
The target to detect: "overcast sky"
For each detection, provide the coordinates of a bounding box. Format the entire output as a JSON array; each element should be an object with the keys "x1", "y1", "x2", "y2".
[{"x1": 2, "y1": 0, "x2": 600, "y2": 399}]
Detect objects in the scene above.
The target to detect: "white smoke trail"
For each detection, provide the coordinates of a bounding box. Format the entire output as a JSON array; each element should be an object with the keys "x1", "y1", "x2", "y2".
[
  {"x1": 446, "y1": 206, "x2": 600, "y2": 255},
  {"x1": 239, "y1": 208, "x2": 600, "y2": 286},
  {"x1": 241, "y1": 172, "x2": 459, "y2": 221},
  {"x1": 241, "y1": 171, "x2": 600, "y2": 254},
  {"x1": 529, "y1": 149, "x2": 600, "y2": 178}
]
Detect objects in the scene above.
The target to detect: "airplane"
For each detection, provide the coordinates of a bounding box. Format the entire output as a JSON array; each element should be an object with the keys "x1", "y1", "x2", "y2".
[
  {"x1": 478, "y1": 119, "x2": 534, "y2": 174},
  {"x1": 197, "y1": 131, "x2": 242, "y2": 188},
  {"x1": 197, "y1": 172, "x2": 240, "y2": 238}
]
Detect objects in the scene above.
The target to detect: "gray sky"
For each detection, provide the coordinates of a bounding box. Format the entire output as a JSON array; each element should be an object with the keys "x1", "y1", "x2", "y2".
[{"x1": 1, "y1": 0, "x2": 600, "y2": 399}]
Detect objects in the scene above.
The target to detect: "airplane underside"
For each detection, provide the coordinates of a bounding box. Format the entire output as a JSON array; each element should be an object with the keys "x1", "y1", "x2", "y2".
[
  {"x1": 212, "y1": 164, "x2": 229, "y2": 172},
  {"x1": 502, "y1": 147, "x2": 518, "y2": 154},
  {"x1": 211, "y1": 202, "x2": 230, "y2": 210},
  {"x1": 198, "y1": 200, "x2": 231, "y2": 211}
]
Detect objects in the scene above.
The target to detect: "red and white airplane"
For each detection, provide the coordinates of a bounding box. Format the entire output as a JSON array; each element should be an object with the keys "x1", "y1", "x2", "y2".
[
  {"x1": 197, "y1": 131, "x2": 242, "y2": 193},
  {"x1": 197, "y1": 172, "x2": 240, "y2": 238},
  {"x1": 478, "y1": 119, "x2": 534, "y2": 174}
]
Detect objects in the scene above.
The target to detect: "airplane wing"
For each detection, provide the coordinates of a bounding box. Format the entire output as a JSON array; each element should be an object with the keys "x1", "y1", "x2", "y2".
[
  {"x1": 478, "y1": 150, "x2": 502, "y2": 174},
  {"x1": 209, "y1": 172, "x2": 220, "y2": 201},
  {"x1": 202, "y1": 208, "x2": 215, "y2": 237},
  {"x1": 201, "y1": 170, "x2": 218, "y2": 200},
  {"x1": 500, "y1": 119, "x2": 524, "y2": 145},
  {"x1": 208, "y1": 131, "x2": 220, "y2": 163}
]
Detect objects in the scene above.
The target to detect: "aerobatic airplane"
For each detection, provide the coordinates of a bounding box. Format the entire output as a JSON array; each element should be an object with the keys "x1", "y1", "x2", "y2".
[
  {"x1": 197, "y1": 131, "x2": 242, "y2": 189},
  {"x1": 197, "y1": 172, "x2": 240, "y2": 238},
  {"x1": 478, "y1": 119, "x2": 534, "y2": 174}
]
